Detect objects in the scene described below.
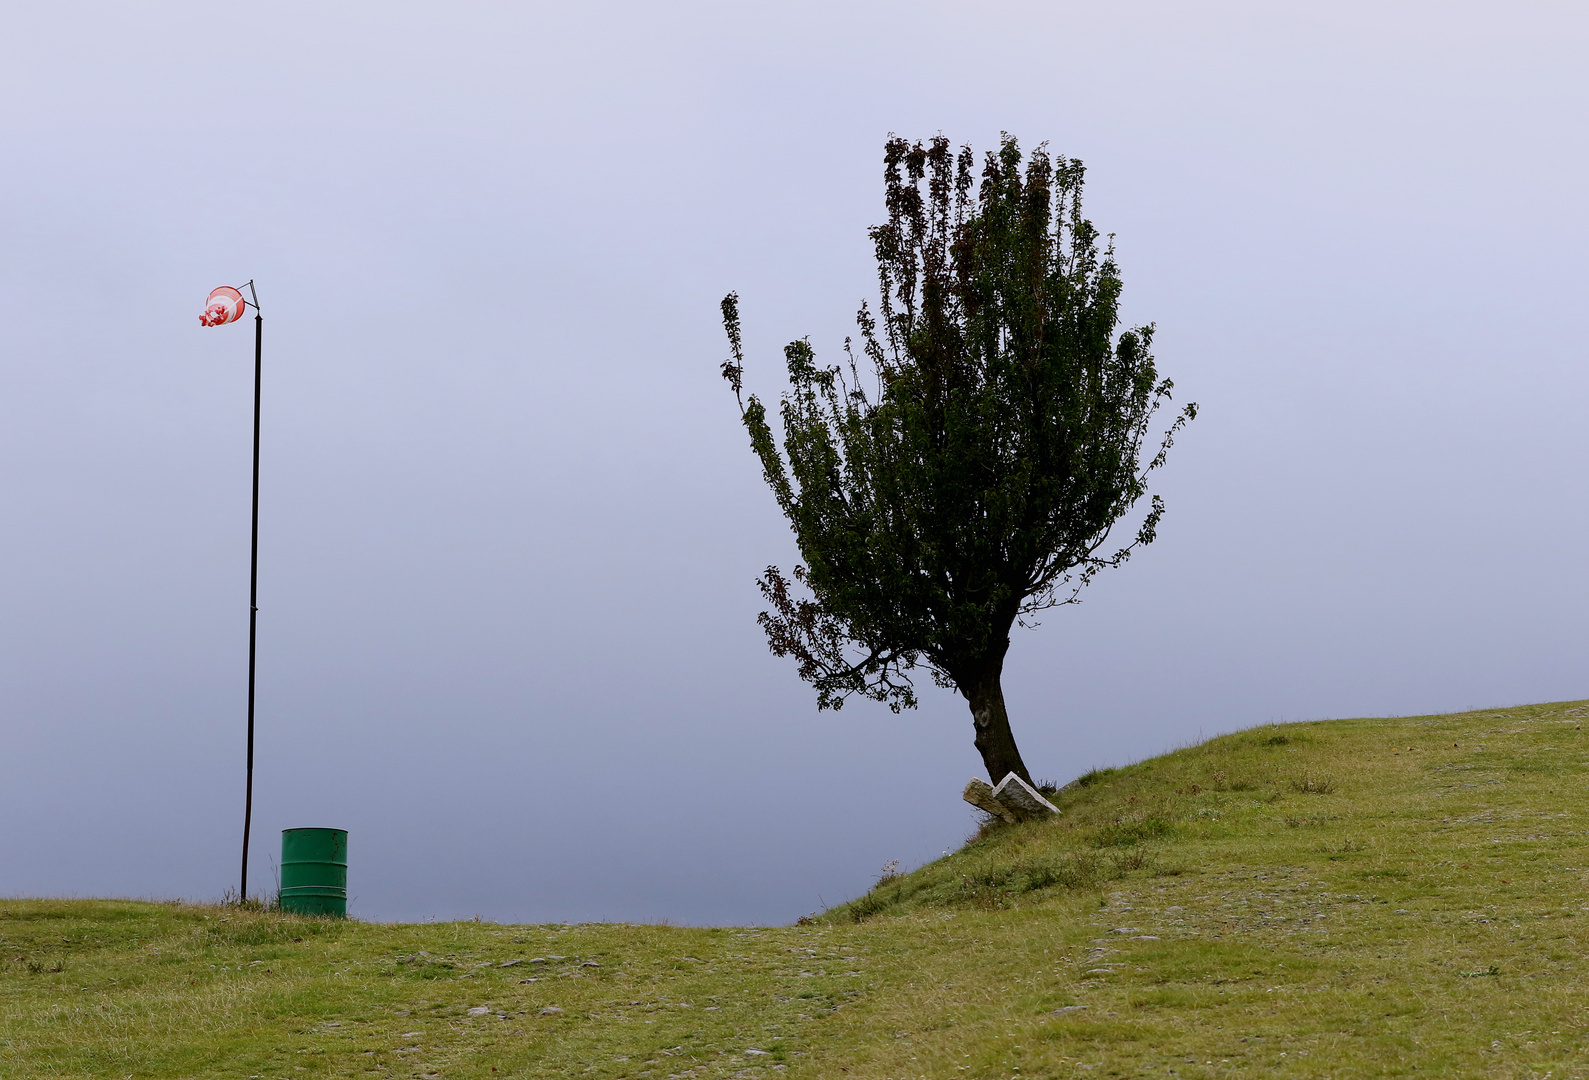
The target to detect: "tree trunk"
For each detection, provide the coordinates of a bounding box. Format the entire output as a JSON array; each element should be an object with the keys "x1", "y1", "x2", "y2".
[{"x1": 964, "y1": 665, "x2": 1033, "y2": 787}]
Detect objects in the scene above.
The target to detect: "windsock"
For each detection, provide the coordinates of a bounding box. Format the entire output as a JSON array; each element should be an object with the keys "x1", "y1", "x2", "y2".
[{"x1": 200, "y1": 286, "x2": 246, "y2": 326}]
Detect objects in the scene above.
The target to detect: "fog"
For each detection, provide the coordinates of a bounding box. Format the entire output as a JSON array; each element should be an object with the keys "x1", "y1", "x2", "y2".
[{"x1": 1, "y1": 1, "x2": 1584, "y2": 923}]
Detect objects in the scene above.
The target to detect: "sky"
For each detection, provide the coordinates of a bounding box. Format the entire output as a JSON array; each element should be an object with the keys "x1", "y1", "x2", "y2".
[{"x1": 1, "y1": 0, "x2": 1584, "y2": 925}]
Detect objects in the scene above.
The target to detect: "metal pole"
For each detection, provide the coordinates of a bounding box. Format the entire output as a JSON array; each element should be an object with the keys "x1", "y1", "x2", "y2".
[{"x1": 241, "y1": 311, "x2": 262, "y2": 900}]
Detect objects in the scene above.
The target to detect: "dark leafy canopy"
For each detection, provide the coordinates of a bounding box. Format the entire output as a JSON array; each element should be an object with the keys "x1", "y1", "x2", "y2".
[{"x1": 721, "y1": 134, "x2": 1194, "y2": 783}]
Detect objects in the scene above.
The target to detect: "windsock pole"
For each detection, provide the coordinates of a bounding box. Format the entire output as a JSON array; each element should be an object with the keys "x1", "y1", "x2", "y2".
[
  {"x1": 201, "y1": 281, "x2": 263, "y2": 902},
  {"x1": 241, "y1": 301, "x2": 262, "y2": 901}
]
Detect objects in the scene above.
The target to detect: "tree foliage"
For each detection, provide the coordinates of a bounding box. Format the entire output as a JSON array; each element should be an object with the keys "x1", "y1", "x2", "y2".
[{"x1": 721, "y1": 134, "x2": 1194, "y2": 783}]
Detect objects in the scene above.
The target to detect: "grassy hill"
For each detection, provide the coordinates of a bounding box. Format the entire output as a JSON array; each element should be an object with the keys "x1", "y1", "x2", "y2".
[{"x1": 4, "y1": 699, "x2": 1588, "y2": 1078}]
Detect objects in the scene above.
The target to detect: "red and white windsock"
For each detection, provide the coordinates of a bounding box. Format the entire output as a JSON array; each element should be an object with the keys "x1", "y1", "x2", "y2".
[{"x1": 200, "y1": 286, "x2": 246, "y2": 327}]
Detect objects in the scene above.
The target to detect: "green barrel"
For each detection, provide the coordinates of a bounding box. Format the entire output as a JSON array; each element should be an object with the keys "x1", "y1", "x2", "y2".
[{"x1": 279, "y1": 828, "x2": 348, "y2": 917}]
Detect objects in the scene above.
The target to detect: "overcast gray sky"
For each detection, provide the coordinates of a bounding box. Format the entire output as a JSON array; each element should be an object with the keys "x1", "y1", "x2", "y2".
[{"x1": 1, "y1": 0, "x2": 1584, "y2": 925}]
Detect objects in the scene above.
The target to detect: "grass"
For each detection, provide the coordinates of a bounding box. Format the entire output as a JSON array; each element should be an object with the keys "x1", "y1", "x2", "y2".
[{"x1": 4, "y1": 698, "x2": 1589, "y2": 1078}]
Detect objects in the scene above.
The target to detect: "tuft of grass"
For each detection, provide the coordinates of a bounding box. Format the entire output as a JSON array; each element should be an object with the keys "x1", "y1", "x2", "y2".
[
  {"x1": 216, "y1": 886, "x2": 279, "y2": 912},
  {"x1": 1091, "y1": 815, "x2": 1175, "y2": 847},
  {"x1": 1289, "y1": 772, "x2": 1336, "y2": 794},
  {"x1": 5, "y1": 698, "x2": 1589, "y2": 1078}
]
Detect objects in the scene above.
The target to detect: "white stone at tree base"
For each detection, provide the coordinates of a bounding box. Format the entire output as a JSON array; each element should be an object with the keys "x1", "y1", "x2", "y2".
[
  {"x1": 991, "y1": 772, "x2": 1060, "y2": 818},
  {"x1": 962, "y1": 778, "x2": 1018, "y2": 823},
  {"x1": 962, "y1": 772, "x2": 1060, "y2": 822}
]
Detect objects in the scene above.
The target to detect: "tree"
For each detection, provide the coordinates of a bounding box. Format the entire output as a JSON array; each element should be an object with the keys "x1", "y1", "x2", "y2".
[{"x1": 719, "y1": 135, "x2": 1195, "y2": 786}]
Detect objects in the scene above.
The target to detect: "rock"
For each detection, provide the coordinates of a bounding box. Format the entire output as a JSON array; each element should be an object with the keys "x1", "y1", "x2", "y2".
[
  {"x1": 499, "y1": 959, "x2": 523, "y2": 967},
  {"x1": 579, "y1": 960, "x2": 600, "y2": 967},
  {"x1": 990, "y1": 772, "x2": 1060, "y2": 819},
  {"x1": 468, "y1": 1006, "x2": 490, "y2": 1016},
  {"x1": 1050, "y1": 1005, "x2": 1089, "y2": 1015},
  {"x1": 963, "y1": 773, "x2": 1060, "y2": 822},
  {"x1": 538, "y1": 1006, "x2": 564, "y2": 1016},
  {"x1": 962, "y1": 779, "x2": 1018, "y2": 823}
]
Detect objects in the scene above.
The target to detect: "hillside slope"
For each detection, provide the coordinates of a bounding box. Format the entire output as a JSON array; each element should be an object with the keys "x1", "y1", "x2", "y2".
[{"x1": 3, "y1": 699, "x2": 1588, "y2": 1078}]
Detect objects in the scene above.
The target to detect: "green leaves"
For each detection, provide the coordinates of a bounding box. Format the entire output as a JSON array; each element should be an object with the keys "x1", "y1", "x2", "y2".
[{"x1": 722, "y1": 135, "x2": 1194, "y2": 715}]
